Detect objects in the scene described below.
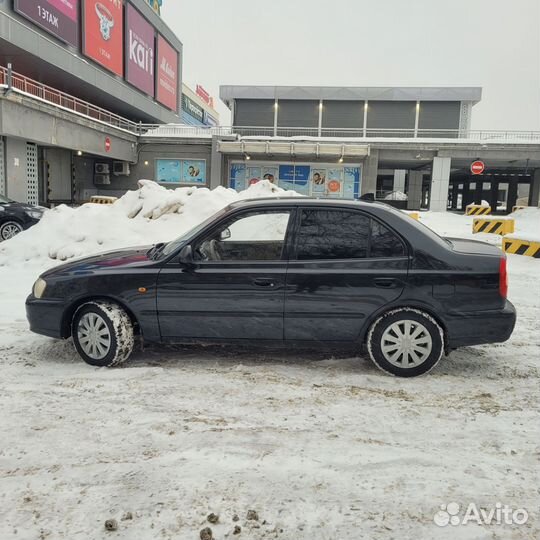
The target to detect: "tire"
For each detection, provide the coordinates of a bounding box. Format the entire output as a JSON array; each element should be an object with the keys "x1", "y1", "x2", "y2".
[
  {"x1": 367, "y1": 308, "x2": 444, "y2": 377},
  {"x1": 72, "y1": 301, "x2": 134, "y2": 367},
  {"x1": 0, "y1": 220, "x2": 24, "y2": 241}
]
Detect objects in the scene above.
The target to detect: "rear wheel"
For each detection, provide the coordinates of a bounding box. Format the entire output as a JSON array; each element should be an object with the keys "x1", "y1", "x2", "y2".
[
  {"x1": 0, "y1": 220, "x2": 23, "y2": 241},
  {"x1": 367, "y1": 308, "x2": 444, "y2": 377},
  {"x1": 72, "y1": 302, "x2": 134, "y2": 367}
]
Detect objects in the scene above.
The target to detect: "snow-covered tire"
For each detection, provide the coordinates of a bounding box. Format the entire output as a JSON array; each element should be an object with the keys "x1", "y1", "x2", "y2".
[
  {"x1": 0, "y1": 220, "x2": 24, "y2": 241},
  {"x1": 367, "y1": 308, "x2": 444, "y2": 377},
  {"x1": 72, "y1": 301, "x2": 134, "y2": 367}
]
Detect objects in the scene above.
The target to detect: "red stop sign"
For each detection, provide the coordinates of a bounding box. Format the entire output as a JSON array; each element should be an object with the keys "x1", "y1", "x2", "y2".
[
  {"x1": 105, "y1": 137, "x2": 111, "y2": 152},
  {"x1": 471, "y1": 160, "x2": 485, "y2": 175}
]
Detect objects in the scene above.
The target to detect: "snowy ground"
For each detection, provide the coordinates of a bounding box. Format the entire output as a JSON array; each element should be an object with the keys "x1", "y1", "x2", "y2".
[{"x1": 0, "y1": 189, "x2": 539, "y2": 539}]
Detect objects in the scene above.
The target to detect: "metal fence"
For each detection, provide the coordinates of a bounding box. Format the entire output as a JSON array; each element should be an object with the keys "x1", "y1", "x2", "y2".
[{"x1": 0, "y1": 65, "x2": 140, "y2": 134}]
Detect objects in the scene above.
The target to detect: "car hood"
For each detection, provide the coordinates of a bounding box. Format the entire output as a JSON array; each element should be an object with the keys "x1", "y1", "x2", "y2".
[
  {"x1": 41, "y1": 246, "x2": 155, "y2": 277},
  {"x1": 0, "y1": 202, "x2": 44, "y2": 212}
]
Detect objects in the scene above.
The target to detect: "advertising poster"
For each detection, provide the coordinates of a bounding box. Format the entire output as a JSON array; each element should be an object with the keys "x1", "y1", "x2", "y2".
[
  {"x1": 230, "y1": 164, "x2": 246, "y2": 191},
  {"x1": 83, "y1": 0, "x2": 124, "y2": 76},
  {"x1": 15, "y1": 0, "x2": 79, "y2": 46},
  {"x1": 311, "y1": 169, "x2": 326, "y2": 194},
  {"x1": 182, "y1": 160, "x2": 206, "y2": 184},
  {"x1": 157, "y1": 35, "x2": 179, "y2": 111},
  {"x1": 156, "y1": 159, "x2": 181, "y2": 184},
  {"x1": 247, "y1": 167, "x2": 262, "y2": 186},
  {"x1": 126, "y1": 4, "x2": 155, "y2": 96},
  {"x1": 262, "y1": 167, "x2": 278, "y2": 184}
]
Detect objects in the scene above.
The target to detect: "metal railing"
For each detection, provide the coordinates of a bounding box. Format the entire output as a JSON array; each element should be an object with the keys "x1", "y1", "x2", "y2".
[
  {"x1": 0, "y1": 65, "x2": 140, "y2": 134},
  {"x1": 140, "y1": 124, "x2": 540, "y2": 143},
  {"x1": 3, "y1": 65, "x2": 540, "y2": 144}
]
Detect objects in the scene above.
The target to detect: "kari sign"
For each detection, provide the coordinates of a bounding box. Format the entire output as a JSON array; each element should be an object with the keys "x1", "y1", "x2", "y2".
[
  {"x1": 83, "y1": 0, "x2": 123, "y2": 76},
  {"x1": 126, "y1": 4, "x2": 155, "y2": 96},
  {"x1": 156, "y1": 35, "x2": 179, "y2": 111},
  {"x1": 15, "y1": 0, "x2": 79, "y2": 46}
]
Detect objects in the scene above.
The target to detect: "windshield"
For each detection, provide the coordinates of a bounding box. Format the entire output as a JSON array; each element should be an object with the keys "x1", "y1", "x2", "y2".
[
  {"x1": 156, "y1": 206, "x2": 230, "y2": 259},
  {"x1": 0, "y1": 194, "x2": 14, "y2": 204}
]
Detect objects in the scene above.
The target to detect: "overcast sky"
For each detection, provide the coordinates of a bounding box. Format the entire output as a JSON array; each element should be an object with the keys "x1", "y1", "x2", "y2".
[{"x1": 162, "y1": 0, "x2": 540, "y2": 131}]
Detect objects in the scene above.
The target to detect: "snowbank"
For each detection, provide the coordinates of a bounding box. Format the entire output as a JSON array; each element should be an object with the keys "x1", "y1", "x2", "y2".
[
  {"x1": 384, "y1": 191, "x2": 408, "y2": 201},
  {"x1": 0, "y1": 180, "x2": 299, "y2": 266}
]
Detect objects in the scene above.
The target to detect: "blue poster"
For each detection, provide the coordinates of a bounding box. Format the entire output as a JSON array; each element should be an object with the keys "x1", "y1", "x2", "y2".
[
  {"x1": 230, "y1": 163, "x2": 246, "y2": 190},
  {"x1": 278, "y1": 165, "x2": 310, "y2": 185},
  {"x1": 183, "y1": 160, "x2": 206, "y2": 184},
  {"x1": 156, "y1": 159, "x2": 182, "y2": 183}
]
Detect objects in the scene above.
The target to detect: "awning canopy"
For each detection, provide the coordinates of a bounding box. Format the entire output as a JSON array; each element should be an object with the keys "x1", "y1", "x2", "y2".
[{"x1": 217, "y1": 140, "x2": 370, "y2": 159}]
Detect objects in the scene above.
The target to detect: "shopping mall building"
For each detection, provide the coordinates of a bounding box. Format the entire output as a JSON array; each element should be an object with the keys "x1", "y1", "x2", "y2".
[{"x1": 0, "y1": 0, "x2": 539, "y2": 212}]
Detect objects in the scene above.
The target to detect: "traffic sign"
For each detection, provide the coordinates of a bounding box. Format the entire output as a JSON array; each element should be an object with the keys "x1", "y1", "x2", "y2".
[{"x1": 471, "y1": 160, "x2": 485, "y2": 175}]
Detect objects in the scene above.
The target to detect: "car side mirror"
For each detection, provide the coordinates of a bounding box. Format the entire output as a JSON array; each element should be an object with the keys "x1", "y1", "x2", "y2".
[
  {"x1": 178, "y1": 244, "x2": 194, "y2": 266},
  {"x1": 220, "y1": 228, "x2": 231, "y2": 241}
]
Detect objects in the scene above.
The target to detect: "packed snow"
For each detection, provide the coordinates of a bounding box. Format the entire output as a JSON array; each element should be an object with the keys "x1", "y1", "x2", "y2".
[{"x1": 0, "y1": 184, "x2": 539, "y2": 540}]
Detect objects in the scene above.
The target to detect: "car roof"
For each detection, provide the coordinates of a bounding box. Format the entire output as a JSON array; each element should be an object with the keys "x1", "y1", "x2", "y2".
[{"x1": 228, "y1": 197, "x2": 389, "y2": 211}]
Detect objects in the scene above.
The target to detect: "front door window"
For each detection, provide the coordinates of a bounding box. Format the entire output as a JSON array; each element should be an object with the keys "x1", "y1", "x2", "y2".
[{"x1": 195, "y1": 211, "x2": 291, "y2": 262}]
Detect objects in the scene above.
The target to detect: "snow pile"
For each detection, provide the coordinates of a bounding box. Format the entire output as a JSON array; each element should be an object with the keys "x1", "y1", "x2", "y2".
[
  {"x1": 384, "y1": 191, "x2": 408, "y2": 201},
  {"x1": 0, "y1": 180, "x2": 299, "y2": 265}
]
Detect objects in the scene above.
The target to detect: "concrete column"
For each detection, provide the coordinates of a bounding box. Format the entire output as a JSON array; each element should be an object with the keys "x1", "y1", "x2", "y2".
[
  {"x1": 529, "y1": 169, "x2": 540, "y2": 207},
  {"x1": 210, "y1": 135, "x2": 223, "y2": 189},
  {"x1": 407, "y1": 171, "x2": 423, "y2": 210},
  {"x1": 361, "y1": 149, "x2": 379, "y2": 196},
  {"x1": 393, "y1": 169, "x2": 406, "y2": 193},
  {"x1": 430, "y1": 156, "x2": 451, "y2": 212},
  {"x1": 507, "y1": 181, "x2": 518, "y2": 213}
]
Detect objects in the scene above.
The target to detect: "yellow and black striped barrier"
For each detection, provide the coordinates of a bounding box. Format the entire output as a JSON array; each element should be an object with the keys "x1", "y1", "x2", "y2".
[
  {"x1": 503, "y1": 238, "x2": 540, "y2": 258},
  {"x1": 472, "y1": 218, "x2": 515, "y2": 236},
  {"x1": 89, "y1": 196, "x2": 118, "y2": 205},
  {"x1": 511, "y1": 206, "x2": 528, "y2": 213},
  {"x1": 466, "y1": 204, "x2": 492, "y2": 216}
]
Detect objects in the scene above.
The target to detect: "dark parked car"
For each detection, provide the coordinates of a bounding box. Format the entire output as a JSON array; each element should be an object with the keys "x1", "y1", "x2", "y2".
[
  {"x1": 26, "y1": 198, "x2": 516, "y2": 377},
  {"x1": 0, "y1": 194, "x2": 45, "y2": 240}
]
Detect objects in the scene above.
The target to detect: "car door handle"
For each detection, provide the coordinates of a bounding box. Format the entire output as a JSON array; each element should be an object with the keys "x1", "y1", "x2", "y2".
[
  {"x1": 253, "y1": 278, "x2": 276, "y2": 288},
  {"x1": 374, "y1": 278, "x2": 398, "y2": 289}
]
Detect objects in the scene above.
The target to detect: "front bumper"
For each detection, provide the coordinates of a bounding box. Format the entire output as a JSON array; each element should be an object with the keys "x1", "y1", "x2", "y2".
[
  {"x1": 26, "y1": 296, "x2": 66, "y2": 339},
  {"x1": 445, "y1": 300, "x2": 517, "y2": 348}
]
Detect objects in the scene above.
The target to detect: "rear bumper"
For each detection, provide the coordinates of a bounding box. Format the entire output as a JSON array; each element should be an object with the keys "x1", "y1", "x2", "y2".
[
  {"x1": 445, "y1": 300, "x2": 517, "y2": 348},
  {"x1": 26, "y1": 296, "x2": 66, "y2": 339}
]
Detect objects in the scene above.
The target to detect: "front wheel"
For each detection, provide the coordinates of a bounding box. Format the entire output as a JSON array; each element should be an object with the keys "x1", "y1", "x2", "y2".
[
  {"x1": 0, "y1": 220, "x2": 23, "y2": 241},
  {"x1": 72, "y1": 302, "x2": 134, "y2": 367},
  {"x1": 367, "y1": 308, "x2": 444, "y2": 377}
]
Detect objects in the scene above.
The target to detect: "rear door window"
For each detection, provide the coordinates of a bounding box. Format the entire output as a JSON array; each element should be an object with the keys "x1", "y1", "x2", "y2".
[{"x1": 295, "y1": 208, "x2": 405, "y2": 260}]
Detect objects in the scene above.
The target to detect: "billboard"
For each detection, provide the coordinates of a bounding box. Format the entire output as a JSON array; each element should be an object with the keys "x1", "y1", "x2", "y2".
[
  {"x1": 156, "y1": 35, "x2": 179, "y2": 112},
  {"x1": 125, "y1": 4, "x2": 155, "y2": 96},
  {"x1": 83, "y1": 0, "x2": 123, "y2": 76},
  {"x1": 156, "y1": 159, "x2": 206, "y2": 185},
  {"x1": 182, "y1": 94, "x2": 204, "y2": 123},
  {"x1": 14, "y1": 0, "x2": 79, "y2": 47}
]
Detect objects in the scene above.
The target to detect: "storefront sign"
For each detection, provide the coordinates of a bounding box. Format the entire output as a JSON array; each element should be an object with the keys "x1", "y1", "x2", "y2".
[
  {"x1": 144, "y1": 0, "x2": 162, "y2": 15},
  {"x1": 83, "y1": 0, "x2": 124, "y2": 76},
  {"x1": 15, "y1": 0, "x2": 79, "y2": 47},
  {"x1": 125, "y1": 4, "x2": 155, "y2": 96},
  {"x1": 182, "y1": 94, "x2": 204, "y2": 123},
  {"x1": 278, "y1": 165, "x2": 310, "y2": 185},
  {"x1": 156, "y1": 35, "x2": 179, "y2": 111}
]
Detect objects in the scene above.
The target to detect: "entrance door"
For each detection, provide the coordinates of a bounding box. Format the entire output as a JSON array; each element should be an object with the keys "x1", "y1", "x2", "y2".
[
  {"x1": 157, "y1": 208, "x2": 293, "y2": 340},
  {"x1": 285, "y1": 207, "x2": 408, "y2": 341}
]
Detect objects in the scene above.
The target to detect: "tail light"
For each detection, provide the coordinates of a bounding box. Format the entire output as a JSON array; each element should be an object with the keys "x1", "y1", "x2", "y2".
[{"x1": 499, "y1": 256, "x2": 508, "y2": 299}]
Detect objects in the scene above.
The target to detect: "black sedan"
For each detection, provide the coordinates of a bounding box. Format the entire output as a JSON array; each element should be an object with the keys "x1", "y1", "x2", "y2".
[
  {"x1": 0, "y1": 194, "x2": 45, "y2": 240},
  {"x1": 26, "y1": 198, "x2": 516, "y2": 377}
]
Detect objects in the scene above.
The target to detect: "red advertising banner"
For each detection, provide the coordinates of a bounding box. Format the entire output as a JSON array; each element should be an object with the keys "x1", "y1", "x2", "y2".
[
  {"x1": 14, "y1": 0, "x2": 79, "y2": 47},
  {"x1": 156, "y1": 35, "x2": 179, "y2": 112},
  {"x1": 83, "y1": 0, "x2": 123, "y2": 76},
  {"x1": 125, "y1": 4, "x2": 155, "y2": 97}
]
